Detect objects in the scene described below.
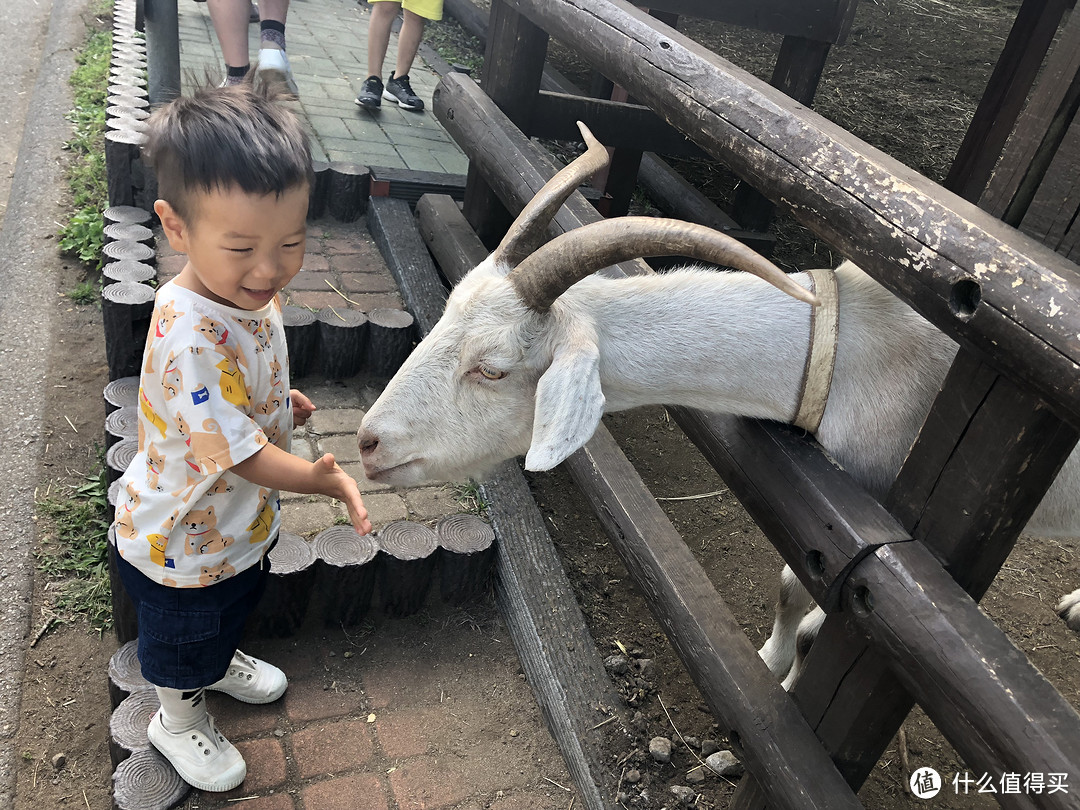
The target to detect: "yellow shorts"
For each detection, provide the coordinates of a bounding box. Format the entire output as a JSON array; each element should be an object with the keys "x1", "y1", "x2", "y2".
[{"x1": 370, "y1": 0, "x2": 444, "y2": 21}]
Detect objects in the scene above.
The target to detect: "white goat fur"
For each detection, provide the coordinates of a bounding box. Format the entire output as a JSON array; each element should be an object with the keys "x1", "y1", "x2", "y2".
[{"x1": 359, "y1": 258, "x2": 1080, "y2": 680}]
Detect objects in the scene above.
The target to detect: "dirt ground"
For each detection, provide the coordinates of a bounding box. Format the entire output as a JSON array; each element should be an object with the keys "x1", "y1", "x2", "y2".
[{"x1": 15, "y1": 1, "x2": 1080, "y2": 809}]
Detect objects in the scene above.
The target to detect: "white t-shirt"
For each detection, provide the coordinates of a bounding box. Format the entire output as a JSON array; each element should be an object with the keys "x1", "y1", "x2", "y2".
[{"x1": 113, "y1": 282, "x2": 292, "y2": 587}]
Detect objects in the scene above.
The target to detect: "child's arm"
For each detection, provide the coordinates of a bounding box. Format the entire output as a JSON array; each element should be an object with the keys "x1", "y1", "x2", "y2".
[
  {"x1": 291, "y1": 388, "x2": 315, "y2": 427},
  {"x1": 232, "y1": 444, "x2": 373, "y2": 535}
]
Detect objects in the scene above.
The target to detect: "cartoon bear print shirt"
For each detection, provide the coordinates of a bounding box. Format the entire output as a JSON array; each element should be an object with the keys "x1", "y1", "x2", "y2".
[{"x1": 113, "y1": 281, "x2": 292, "y2": 587}]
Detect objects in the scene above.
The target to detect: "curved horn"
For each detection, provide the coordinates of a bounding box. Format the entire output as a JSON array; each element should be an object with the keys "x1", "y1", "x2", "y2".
[
  {"x1": 508, "y1": 217, "x2": 819, "y2": 312},
  {"x1": 489, "y1": 121, "x2": 610, "y2": 269}
]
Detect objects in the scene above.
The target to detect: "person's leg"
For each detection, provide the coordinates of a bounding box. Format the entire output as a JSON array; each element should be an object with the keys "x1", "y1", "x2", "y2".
[
  {"x1": 207, "y1": 0, "x2": 253, "y2": 78},
  {"x1": 150, "y1": 686, "x2": 247, "y2": 792},
  {"x1": 393, "y1": 8, "x2": 426, "y2": 78},
  {"x1": 366, "y1": 1, "x2": 401, "y2": 79},
  {"x1": 257, "y1": 0, "x2": 289, "y2": 50},
  {"x1": 255, "y1": 0, "x2": 297, "y2": 92},
  {"x1": 356, "y1": 1, "x2": 400, "y2": 108}
]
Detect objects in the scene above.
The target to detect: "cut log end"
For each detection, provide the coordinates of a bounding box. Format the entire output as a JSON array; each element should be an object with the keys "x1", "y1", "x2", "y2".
[
  {"x1": 312, "y1": 525, "x2": 379, "y2": 566},
  {"x1": 378, "y1": 520, "x2": 438, "y2": 561},
  {"x1": 436, "y1": 513, "x2": 495, "y2": 554},
  {"x1": 267, "y1": 531, "x2": 316, "y2": 574},
  {"x1": 112, "y1": 748, "x2": 190, "y2": 810},
  {"x1": 109, "y1": 689, "x2": 160, "y2": 768}
]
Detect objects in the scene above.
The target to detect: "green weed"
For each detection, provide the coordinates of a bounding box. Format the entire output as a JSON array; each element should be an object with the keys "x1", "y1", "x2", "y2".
[
  {"x1": 454, "y1": 481, "x2": 489, "y2": 516},
  {"x1": 58, "y1": 21, "x2": 113, "y2": 270},
  {"x1": 35, "y1": 464, "x2": 113, "y2": 630},
  {"x1": 58, "y1": 208, "x2": 106, "y2": 269}
]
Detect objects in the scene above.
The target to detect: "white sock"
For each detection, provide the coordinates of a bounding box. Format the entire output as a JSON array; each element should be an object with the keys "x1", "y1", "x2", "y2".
[{"x1": 155, "y1": 686, "x2": 208, "y2": 733}]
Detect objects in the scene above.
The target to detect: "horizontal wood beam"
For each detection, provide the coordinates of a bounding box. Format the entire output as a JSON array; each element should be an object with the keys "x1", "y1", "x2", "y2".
[{"x1": 499, "y1": 0, "x2": 1080, "y2": 431}]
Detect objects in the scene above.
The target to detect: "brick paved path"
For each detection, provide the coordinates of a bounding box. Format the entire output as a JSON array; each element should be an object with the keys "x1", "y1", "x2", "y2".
[{"x1": 177, "y1": 0, "x2": 469, "y2": 172}]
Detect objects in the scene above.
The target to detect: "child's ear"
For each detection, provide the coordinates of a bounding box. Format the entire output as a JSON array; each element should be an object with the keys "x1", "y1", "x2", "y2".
[{"x1": 154, "y1": 199, "x2": 189, "y2": 253}]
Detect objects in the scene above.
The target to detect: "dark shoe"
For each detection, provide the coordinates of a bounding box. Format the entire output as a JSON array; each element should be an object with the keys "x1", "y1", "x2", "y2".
[
  {"x1": 382, "y1": 72, "x2": 423, "y2": 111},
  {"x1": 355, "y1": 75, "x2": 383, "y2": 109}
]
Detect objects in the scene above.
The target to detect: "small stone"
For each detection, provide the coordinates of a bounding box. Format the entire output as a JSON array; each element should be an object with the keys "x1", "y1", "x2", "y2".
[
  {"x1": 624, "y1": 768, "x2": 641, "y2": 784},
  {"x1": 343, "y1": 650, "x2": 353, "y2": 659},
  {"x1": 700, "y1": 738, "x2": 721, "y2": 757},
  {"x1": 648, "y1": 736, "x2": 672, "y2": 763},
  {"x1": 604, "y1": 654, "x2": 630, "y2": 675},
  {"x1": 706, "y1": 750, "x2": 744, "y2": 778},
  {"x1": 682, "y1": 735, "x2": 699, "y2": 750},
  {"x1": 50, "y1": 753, "x2": 66, "y2": 770},
  {"x1": 273, "y1": 729, "x2": 285, "y2": 738},
  {"x1": 509, "y1": 729, "x2": 519, "y2": 737},
  {"x1": 686, "y1": 767, "x2": 706, "y2": 785},
  {"x1": 670, "y1": 785, "x2": 696, "y2": 805},
  {"x1": 636, "y1": 658, "x2": 656, "y2": 680}
]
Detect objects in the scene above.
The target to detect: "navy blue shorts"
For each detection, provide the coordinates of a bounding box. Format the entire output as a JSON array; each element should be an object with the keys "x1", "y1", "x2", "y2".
[{"x1": 115, "y1": 547, "x2": 272, "y2": 690}]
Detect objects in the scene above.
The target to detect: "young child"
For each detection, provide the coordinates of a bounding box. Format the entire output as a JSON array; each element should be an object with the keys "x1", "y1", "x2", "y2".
[{"x1": 112, "y1": 81, "x2": 372, "y2": 793}]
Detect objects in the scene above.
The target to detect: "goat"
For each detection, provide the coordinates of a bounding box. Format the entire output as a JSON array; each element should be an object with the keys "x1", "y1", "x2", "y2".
[{"x1": 357, "y1": 123, "x2": 1080, "y2": 684}]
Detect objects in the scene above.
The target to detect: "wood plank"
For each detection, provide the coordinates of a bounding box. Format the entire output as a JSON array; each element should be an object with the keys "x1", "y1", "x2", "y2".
[
  {"x1": 463, "y1": 0, "x2": 548, "y2": 246},
  {"x1": 529, "y1": 91, "x2": 707, "y2": 158},
  {"x1": 366, "y1": 197, "x2": 447, "y2": 335},
  {"x1": 368, "y1": 166, "x2": 466, "y2": 207},
  {"x1": 496, "y1": 0, "x2": 1080, "y2": 430},
  {"x1": 731, "y1": 34, "x2": 833, "y2": 231},
  {"x1": 671, "y1": 411, "x2": 908, "y2": 611},
  {"x1": 1020, "y1": 115, "x2": 1080, "y2": 251},
  {"x1": 945, "y1": 0, "x2": 1072, "y2": 202},
  {"x1": 416, "y1": 194, "x2": 488, "y2": 284},
  {"x1": 444, "y1": 0, "x2": 489, "y2": 45},
  {"x1": 565, "y1": 427, "x2": 864, "y2": 810},
  {"x1": 980, "y1": 5, "x2": 1080, "y2": 222}
]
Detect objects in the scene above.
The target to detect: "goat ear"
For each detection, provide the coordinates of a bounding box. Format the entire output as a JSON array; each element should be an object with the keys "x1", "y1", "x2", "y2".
[{"x1": 525, "y1": 344, "x2": 605, "y2": 471}]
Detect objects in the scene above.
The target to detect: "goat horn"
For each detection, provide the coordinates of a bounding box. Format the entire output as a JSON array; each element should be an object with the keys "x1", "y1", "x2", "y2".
[
  {"x1": 508, "y1": 217, "x2": 819, "y2": 312},
  {"x1": 489, "y1": 121, "x2": 610, "y2": 269}
]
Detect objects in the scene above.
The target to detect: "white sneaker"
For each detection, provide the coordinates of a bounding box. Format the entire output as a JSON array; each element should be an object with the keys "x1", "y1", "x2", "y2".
[
  {"x1": 147, "y1": 709, "x2": 247, "y2": 792},
  {"x1": 208, "y1": 650, "x2": 288, "y2": 704},
  {"x1": 256, "y1": 47, "x2": 299, "y2": 95}
]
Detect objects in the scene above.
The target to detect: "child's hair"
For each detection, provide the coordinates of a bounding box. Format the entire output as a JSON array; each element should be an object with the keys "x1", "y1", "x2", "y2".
[{"x1": 144, "y1": 79, "x2": 314, "y2": 222}]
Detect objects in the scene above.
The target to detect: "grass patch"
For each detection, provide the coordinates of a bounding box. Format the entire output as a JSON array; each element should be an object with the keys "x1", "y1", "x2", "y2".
[
  {"x1": 58, "y1": 17, "x2": 113, "y2": 277},
  {"x1": 35, "y1": 463, "x2": 113, "y2": 631},
  {"x1": 454, "y1": 481, "x2": 489, "y2": 517},
  {"x1": 426, "y1": 17, "x2": 484, "y2": 75}
]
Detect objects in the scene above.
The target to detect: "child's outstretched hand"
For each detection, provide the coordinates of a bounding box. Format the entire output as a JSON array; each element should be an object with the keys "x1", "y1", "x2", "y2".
[
  {"x1": 292, "y1": 388, "x2": 316, "y2": 427},
  {"x1": 314, "y1": 452, "x2": 373, "y2": 535}
]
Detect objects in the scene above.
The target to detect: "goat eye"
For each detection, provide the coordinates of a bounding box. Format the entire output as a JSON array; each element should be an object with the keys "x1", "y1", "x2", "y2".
[{"x1": 477, "y1": 364, "x2": 507, "y2": 381}]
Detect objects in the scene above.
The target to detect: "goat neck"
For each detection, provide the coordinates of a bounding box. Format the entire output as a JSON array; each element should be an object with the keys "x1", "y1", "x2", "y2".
[{"x1": 563, "y1": 267, "x2": 815, "y2": 422}]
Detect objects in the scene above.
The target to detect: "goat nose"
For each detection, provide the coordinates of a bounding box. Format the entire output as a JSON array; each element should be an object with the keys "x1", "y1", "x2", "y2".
[{"x1": 357, "y1": 428, "x2": 378, "y2": 456}]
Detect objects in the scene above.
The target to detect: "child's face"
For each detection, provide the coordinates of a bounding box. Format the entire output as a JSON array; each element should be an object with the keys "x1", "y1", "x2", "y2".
[{"x1": 158, "y1": 184, "x2": 309, "y2": 310}]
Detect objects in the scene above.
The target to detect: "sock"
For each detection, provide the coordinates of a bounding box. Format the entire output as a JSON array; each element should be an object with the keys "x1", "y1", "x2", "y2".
[
  {"x1": 225, "y1": 63, "x2": 250, "y2": 86},
  {"x1": 156, "y1": 686, "x2": 208, "y2": 733},
  {"x1": 260, "y1": 20, "x2": 286, "y2": 51}
]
